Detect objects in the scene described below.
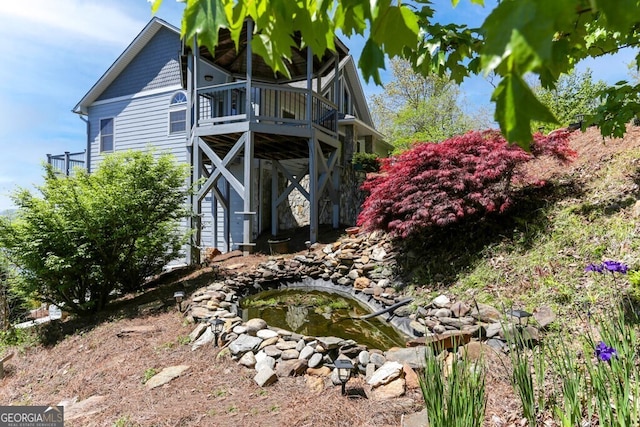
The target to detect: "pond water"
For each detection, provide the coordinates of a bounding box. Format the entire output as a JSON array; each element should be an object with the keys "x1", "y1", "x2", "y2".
[{"x1": 240, "y1": 289, "x2": 407, "y2": 350}]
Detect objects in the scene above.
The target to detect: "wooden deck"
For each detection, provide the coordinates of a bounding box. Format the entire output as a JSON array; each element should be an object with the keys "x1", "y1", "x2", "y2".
[{"x1": 193, "y1": 81, "x2": 339, "y2": 161}]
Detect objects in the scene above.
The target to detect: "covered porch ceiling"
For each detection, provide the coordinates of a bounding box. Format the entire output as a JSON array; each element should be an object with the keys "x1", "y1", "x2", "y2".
[
  {"x1": 182, "y1": 21, "x2": 350, "y2": 84},
  {"x1": 200, "y1": 133, "x2": 338, "y2": 162}
]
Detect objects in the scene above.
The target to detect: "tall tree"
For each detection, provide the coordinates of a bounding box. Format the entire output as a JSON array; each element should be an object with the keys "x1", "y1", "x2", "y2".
[
  {"x1": 153, "y1": 0, "x2": 640, "y2": 147},
  {"x1": 531, "y1": 69, "x2": 608, "y2": 131},
  {"x1": 370, "y1": 59, "x2": 475, "y2": 151}
]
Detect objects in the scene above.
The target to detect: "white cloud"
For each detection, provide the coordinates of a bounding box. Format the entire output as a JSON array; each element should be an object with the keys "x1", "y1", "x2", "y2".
[{"x1": 0, "y1": 0, "x2": 145, "y2": 46}]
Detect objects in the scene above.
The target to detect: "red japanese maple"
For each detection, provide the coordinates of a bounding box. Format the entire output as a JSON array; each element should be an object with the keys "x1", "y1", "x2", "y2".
[{"x1": 357, "y1": 129, "x2": 575, "y2": 238}]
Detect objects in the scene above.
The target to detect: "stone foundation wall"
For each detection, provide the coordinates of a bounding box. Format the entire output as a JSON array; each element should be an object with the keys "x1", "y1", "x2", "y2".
[{"x1": 275, "y1": 165, "x2": 366, "y2": 232}]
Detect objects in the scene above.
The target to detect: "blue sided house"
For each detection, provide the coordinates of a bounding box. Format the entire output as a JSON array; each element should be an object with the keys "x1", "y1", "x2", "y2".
[{"x1": 53, "y1": 17, "x2": 390, "y2": 264}]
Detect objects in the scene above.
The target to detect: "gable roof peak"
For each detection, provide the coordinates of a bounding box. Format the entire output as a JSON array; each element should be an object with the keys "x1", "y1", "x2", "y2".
[{"x1": 73, "y1": 17, "x2": 180, "y2": 114}]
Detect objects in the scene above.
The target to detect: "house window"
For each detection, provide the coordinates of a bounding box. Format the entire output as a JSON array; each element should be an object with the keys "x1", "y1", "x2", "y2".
[
  {"x1": 169, "y1": 91, "x2": 187, "y2": 134},
  {"x1": 342, "y1": 85, "x2": 351, "y2": 115},
  {"x1": 100, "y1": 118, "x2": 114, "y2": 152}
]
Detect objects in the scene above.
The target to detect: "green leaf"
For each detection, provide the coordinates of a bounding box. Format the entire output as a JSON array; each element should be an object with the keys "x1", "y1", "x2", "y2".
[
  {"x1": 335, "y1": 2, "x2": 368, "y2": 36},
  {"x1": 371, "y1": 5, "x2": 420, "y2": 57},
  {"x1": 251, "y1": 34, "x2": 293, "y2": 79},
  {"x1": 182, "y1": 0, "x2": 228, "y2": 54},
  {"x1": 150, "y1": 0, "x2": 164, "y2": 15},
  {"x1": 492, "y1": 73, "x2": 557, "y2": 148},
  {"x1": 481, "y1": 0, "x2": 570, "y2": 73},
  {"x1": 358, "y1": 39, "x2": 385, "y2": 85},
  {"x1": 594, "y1": 0, "x2": 639, "y2": 32}
]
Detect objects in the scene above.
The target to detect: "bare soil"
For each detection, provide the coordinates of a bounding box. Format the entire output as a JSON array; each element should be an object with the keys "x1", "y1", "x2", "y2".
[{"x1": 1, "y1": 125, "x2": 640, "y2": 426}]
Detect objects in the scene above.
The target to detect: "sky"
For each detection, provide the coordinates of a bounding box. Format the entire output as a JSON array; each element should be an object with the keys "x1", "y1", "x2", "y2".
[{"x1": 0, "y1": 0, "x2": 636, "y2": 211}]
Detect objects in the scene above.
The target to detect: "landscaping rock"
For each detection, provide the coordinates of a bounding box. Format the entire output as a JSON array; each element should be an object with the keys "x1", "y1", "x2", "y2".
[
  {"x1": 145, "y1": 365, "x2": 190, "y2": 389},
  {"x1": 276, "y1": 359, "x2": 308, "y2": 377},
  {"x1": 470, "y1": 303, "x2": 502, "y2": 323},
  {"x1": 307, "y1": 366, "x2": 331, "y2": 377},
  {"x1": 402, "y1": 363, "x2": 420, "y2": 389},
  {"x1": 256, "y1": 329, "x2": 279, "y2": 339},
  {"x1": 458, "y1": 341, "x2": 488, "y2": 361},
  {"x1": 254, "y1": 367, "x2": 277, "y2": 387},
  {"x1": 238, "y1": 351, "x2": 256, "y2": 368},
  {"x1": 386, "y1": 347, "x2": 430, "y2": 370},
  {"x1": 485, "y1": 322, "x2": 502, "y2": 338},
  {"x1": 245, "y1": 318, "x2": 267, "y2": 335},
  {"x1": 432, "y1": 295, "x2": 450, "y2": 308},
  {"x1": 57, "y1": 396, "x2": 107, "y2": 422},
  {"x1": 263, "y1": 345, "x2": 283, "y2": 358},
  {"x1": 191, "y1": 327, "x2": 215, "y2": 351},
  {"x1": 367, "y1": 361, "x2": 403, "y2": 387},
  {"x1": 370, "y1": 377, "x2": 406, "y2": 400},
  {"x1": 533, "y1": 306, "x2": 556, "y2": 329},
  {"x1": 280, "y1": 349, "x2": 300, "y2": 360},
  {"x1": 402, "y1": 409, "x2": 429, "y2": 427},
  {"x1": 276, "y1": 340, "x2": 299, "y2": 351},
  {"x1": 307, "y1": 353, "x2": 323, "y2": 368},
  {"x1": 229, "y1": 334, "x2": 263, "y2": 355},
  {"x1": 450, "y1": 301, "x2": 471, "y2": 317},
  {"x1": 188, "y1": 323, "x2": 207, "y2": 342},
  {"x1": 358, "y1": 350, "x2": 370, "y2": 366},
  {"x1": 255, "y1": 355, "x2": 276, "y2": 372},
  {"x1": 316, "y1": 336, "x2": 344, "y2": 350},
  {"x1": 299, "y1": 346, "x2": 315, "y2": 360},
  {"x1": 370, "y1": 352, "x2": 386, "y2": 368}
]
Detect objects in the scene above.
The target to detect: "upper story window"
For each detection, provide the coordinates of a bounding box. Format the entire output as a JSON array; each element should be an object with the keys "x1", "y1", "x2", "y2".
[
  {"x1": 171, "y1": 92, "x2": 187, "y2": 105},
  {"x1": 342, "y1": 85, "x2": 352, "y2": 115},
  {"x1": 169, "y1": 91, "x2": 187, "y2": 135},
  {"x1": 100, "y1": 118, "x2": 114, "y2": 152}
]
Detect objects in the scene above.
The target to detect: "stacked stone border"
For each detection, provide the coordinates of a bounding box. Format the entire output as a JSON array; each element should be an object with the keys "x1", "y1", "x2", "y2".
[{"x1": 182, "y1": 231, "x2": 555, "y2": 400}]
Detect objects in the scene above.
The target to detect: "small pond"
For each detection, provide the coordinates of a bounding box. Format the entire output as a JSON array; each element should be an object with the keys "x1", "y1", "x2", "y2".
[{"x1": 240, "y1": 289, "x2": 407, "y2": 350}]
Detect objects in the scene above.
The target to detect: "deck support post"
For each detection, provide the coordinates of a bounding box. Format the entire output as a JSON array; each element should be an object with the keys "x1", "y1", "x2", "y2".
[
  {"x1": 308, "y1": 135, "x2": 318, "y2": 244},
  {"x1": 242, "y1": 131, "x2": 254, "y2": 255},
  {"x1": 271, "y1": 161, "x2": 278, "y2": 236}
]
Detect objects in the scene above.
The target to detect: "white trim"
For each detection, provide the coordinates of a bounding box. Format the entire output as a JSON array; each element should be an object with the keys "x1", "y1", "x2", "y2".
[
  {"x1": 168, "y1": 90, "x2": 187, "y2": 136},
  {"x1": 170, "y1": 90, "x2": 187, "y2": 105},
  {"x1": 90, "y1": 84, "x2": 184, "y2": 108},
  {"x1": 168, "y1": 109, "x2": 187, "y2": 136},
  {"x1": 99, "y1": 117, "x2": 115, "y2": 153}
]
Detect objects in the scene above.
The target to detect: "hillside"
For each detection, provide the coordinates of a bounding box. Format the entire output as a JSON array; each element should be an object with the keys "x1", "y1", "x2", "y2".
[{"x1": 1, "y1": 125, "x2": 640, "y2": 426}]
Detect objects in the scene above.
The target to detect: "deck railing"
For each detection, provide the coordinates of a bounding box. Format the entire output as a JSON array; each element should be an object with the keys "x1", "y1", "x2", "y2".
[
  {"x1": 196, "y1": 81, "x2": 338, "y2": 136},
  {"x1": 46, "y1": 151, "x2": 86, "y2": 176}
]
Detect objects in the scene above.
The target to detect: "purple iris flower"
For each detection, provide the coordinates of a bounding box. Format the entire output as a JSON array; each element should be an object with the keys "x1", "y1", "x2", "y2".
[
  {"x1": 585, "y1": 263, "x2": 604, "y2": 273},
  {"x1": 595, "y1": 341, "x2": 618, "y2": 362},
  {"x1": 602, "y1": 260, "x2": 629, "y2": 274},
  {"x1": 585, "y1": 261, "x2": 629, "y2": 274}
]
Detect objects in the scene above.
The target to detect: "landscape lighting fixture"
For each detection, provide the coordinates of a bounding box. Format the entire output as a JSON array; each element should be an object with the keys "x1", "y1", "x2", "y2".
[
  {"x1": 333, "y1": 358, "x2": 354, "y2": 396},
  {"x1": 204, "y1": 74, "x2": 214, "y2": 82},
  {"x1": 173, "y1": 291, "x2": 185, "y2": 312},
  {"x1": 305, "y1": 240, "x2": 312, "y2": 254},
  {"x1": 509, "y1": 309, "x2": 532, "y2": 327},
  {"x1": 209, "y1": 317, "x2": 225, "y2": 348}
]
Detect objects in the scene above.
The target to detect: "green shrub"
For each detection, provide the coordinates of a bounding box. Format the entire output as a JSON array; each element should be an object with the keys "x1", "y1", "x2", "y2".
[
  {"x1": 0, "y1": 151, "x2": 191, "y2": 315},
  {"x1": 352, "y1": 152, "x2": 380, "y2": 173}
]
